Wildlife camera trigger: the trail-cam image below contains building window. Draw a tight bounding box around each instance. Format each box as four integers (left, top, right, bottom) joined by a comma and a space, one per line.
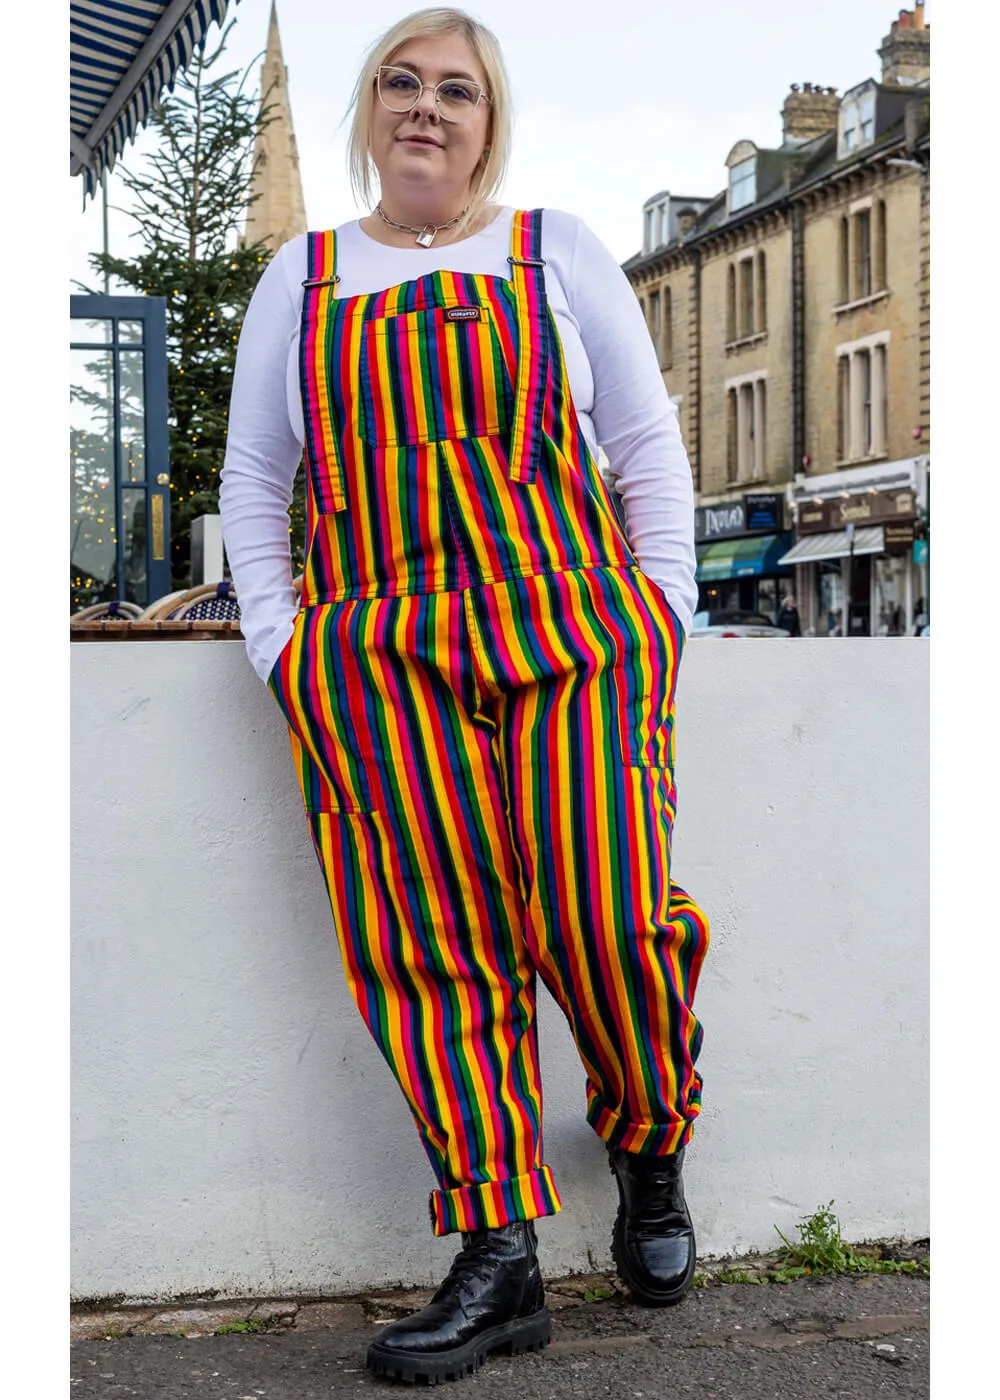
859, 89, 875, 145
855, 209, 872, 299
730, 157, 756, 212
739, 258, 755, 338
837, 356, 850, 460
662, 287, 673, 368
740, 384, 755, 481
644, 201, 670, 252
874, 200, 887, 291
837, 339, 889, 461
858, 349, 873, 455
838, 218, 850, 304
726, 374, 767, 483
873, 344, 888, 455
728, 255, 767, 343
840, 87, 877, 158
648, 289, 662, 354
843, 104, 858, 152
839, 206, 886, 305
726, 265, 736, 341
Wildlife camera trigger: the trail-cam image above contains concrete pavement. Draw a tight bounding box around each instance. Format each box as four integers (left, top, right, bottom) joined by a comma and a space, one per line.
70, 1269, 929, 1398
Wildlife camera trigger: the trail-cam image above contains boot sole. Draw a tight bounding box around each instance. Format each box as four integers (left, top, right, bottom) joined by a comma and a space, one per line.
366, 1307, 551, 1385
612, 1212, 696, 1307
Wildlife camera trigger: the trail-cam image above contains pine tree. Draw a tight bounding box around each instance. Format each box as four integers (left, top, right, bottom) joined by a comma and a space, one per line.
88, 21, 305, 589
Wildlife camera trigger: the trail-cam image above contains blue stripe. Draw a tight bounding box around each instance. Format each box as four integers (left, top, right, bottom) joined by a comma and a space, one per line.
71, 0, 241, 197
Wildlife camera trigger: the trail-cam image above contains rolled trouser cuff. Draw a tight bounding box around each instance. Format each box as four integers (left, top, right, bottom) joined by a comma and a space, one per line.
429, 1165, 562, 1237
586, 1081, 702, 1156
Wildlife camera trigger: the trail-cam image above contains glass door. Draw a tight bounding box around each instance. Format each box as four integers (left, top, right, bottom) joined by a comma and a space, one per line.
70, 297, 170, 612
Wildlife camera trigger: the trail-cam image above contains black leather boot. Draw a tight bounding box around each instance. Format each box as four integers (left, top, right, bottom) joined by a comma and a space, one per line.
608, 1144, 696, 1306
366, 1220, 550, 1384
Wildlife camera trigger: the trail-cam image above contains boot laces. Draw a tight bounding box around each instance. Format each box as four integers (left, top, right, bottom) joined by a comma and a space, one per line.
435, 1229, 517, 1296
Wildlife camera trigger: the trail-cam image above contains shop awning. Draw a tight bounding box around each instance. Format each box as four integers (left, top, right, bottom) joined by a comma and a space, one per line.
71, 0, 241, 200
696, 532, 794, 582
778, 526, 885, 566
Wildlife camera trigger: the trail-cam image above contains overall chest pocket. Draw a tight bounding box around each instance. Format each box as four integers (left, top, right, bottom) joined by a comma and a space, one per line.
359, 304, 512, 448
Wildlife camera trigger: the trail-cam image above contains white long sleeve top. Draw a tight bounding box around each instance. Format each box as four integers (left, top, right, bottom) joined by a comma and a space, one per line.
219, 205, 698, 682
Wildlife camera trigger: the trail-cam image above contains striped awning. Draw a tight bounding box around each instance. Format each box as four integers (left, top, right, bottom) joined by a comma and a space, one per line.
778, 527, 885, 566
71, 0, 241, 200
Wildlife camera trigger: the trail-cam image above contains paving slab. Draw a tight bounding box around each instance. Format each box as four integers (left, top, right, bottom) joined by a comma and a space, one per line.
70, 1273, 929, 1399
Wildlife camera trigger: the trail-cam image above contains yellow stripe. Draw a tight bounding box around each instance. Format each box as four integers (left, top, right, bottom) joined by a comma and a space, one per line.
366, 598, 501, 1183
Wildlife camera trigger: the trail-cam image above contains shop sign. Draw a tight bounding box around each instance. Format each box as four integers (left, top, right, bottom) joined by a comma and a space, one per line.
883, 523, 915, 554
743, 492, 784, 532
913, 539, 929, 565
797, 489, 917, 535
695, 501, 745, 542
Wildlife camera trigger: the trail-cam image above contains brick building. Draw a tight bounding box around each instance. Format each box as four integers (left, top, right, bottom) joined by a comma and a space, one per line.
622, 4, 930, 636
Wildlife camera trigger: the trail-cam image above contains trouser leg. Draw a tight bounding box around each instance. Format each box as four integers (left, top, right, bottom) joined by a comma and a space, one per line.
287, 593, 561, 1234
465, 568, 711, 1156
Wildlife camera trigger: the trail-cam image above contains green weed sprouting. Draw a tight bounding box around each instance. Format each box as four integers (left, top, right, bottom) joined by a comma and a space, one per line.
770, 1201, 929, 1281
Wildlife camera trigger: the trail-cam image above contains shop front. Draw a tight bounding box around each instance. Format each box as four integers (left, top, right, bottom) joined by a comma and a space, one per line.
695, 492, 793, 621
781, 458, 928, 636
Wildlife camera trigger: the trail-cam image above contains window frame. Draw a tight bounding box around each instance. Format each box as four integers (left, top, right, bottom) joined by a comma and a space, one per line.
859, 89, 875, 145
729, 156, 757, 213
843, 103, 859, 152
662, 285, 673, 369
855, 209, 873, 300
739, 257, 755, 339
70, 294, 172, 612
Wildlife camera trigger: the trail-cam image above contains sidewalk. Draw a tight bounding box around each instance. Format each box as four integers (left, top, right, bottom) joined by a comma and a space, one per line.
70, 1266, 929, 1398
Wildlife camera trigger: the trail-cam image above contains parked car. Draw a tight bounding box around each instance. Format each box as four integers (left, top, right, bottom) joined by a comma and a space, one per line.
689, 609, 791, 639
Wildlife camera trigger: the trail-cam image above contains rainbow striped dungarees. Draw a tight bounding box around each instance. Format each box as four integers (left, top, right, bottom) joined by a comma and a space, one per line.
269, 209, 710, 1236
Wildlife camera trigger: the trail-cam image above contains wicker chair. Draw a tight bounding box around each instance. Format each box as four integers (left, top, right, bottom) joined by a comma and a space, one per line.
143, 577, 300, 622
71, 600, 145, 623
140, 589, 191, 620
169, 581, 241, 621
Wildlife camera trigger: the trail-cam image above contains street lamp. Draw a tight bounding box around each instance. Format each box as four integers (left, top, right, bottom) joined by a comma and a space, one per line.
843, 522, 856, 637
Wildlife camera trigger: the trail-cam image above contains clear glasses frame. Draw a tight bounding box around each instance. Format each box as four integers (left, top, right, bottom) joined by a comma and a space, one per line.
376, 65, 491, 123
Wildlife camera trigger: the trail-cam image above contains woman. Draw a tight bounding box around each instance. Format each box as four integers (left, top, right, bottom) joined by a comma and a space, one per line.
220, 7, 709, 1385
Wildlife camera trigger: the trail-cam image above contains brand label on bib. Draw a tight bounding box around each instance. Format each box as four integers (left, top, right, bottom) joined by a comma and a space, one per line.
444, 306, 482, 322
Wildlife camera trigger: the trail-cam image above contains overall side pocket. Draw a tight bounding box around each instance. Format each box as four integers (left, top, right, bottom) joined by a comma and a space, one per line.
267, 606, 377, 815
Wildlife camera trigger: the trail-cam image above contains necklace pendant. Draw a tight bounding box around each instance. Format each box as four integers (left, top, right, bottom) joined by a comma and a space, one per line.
416, 226, 436, 248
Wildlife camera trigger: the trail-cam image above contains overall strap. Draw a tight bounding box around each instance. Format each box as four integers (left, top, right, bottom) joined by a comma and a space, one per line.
507, 209, 549, 486
299, 229, 347, 513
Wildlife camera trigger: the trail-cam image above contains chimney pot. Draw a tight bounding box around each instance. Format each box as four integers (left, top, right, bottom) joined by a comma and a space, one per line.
879, 5, 931, 84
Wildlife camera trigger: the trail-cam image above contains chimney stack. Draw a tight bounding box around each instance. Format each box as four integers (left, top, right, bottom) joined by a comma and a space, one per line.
781, 83, 840, 142
879, 4, 930, 85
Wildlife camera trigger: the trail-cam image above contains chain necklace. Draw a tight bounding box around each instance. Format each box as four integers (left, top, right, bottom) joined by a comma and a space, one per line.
374, 199, 469, 248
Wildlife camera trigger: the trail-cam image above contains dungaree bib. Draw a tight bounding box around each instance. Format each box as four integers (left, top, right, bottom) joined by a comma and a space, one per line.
269, 209, 710, 1236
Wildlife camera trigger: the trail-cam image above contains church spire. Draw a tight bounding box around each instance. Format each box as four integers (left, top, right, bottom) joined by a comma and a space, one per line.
240, 1, 308, 253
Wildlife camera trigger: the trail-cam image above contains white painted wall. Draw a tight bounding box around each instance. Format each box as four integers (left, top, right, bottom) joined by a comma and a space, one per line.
71, 639, 928, 1303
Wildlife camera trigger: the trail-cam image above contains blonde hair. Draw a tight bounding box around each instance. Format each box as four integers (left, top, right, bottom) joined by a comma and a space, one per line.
346, 8, 512, 235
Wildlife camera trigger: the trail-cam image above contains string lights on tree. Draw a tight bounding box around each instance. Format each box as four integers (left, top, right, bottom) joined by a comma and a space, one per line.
87, 20, 285, 590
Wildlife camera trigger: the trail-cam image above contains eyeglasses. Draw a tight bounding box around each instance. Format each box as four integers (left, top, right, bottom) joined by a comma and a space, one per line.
376, 65, 490, 123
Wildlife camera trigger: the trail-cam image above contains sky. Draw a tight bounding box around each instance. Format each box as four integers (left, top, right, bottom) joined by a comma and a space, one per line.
68, 0, 926, 290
